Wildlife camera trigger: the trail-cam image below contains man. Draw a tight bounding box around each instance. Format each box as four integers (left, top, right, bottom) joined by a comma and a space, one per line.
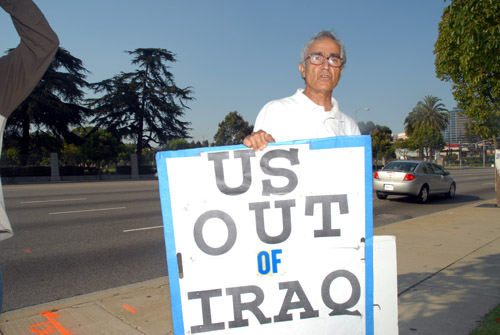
244, 30, 360, 151
0, 0, 59, 312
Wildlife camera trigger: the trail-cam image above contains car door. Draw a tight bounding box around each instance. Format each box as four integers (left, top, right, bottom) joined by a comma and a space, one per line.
431, 163, 449, 192
421, 163, 441, 193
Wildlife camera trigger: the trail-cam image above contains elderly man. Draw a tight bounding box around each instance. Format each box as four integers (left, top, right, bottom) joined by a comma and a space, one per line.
244, 30, 360, 151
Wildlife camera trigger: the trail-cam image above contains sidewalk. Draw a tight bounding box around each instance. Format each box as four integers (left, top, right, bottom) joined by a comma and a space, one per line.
0, 199, 499, 334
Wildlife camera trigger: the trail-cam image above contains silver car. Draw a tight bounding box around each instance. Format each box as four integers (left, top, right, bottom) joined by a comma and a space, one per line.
373, 160, 456, 203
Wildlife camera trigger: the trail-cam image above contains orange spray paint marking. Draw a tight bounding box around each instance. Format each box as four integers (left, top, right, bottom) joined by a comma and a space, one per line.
29, 311, 72, 335
26, 249, 31, 254
122, 305, 137, 314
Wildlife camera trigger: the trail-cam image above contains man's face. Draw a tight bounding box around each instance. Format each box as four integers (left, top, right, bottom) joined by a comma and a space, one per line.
299, 38, 343, 96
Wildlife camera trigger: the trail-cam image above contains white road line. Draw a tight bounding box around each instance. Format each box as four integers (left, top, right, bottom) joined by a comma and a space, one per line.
49, 207, 126, 215
22, 198, 87, 204
123, 225, 163, 233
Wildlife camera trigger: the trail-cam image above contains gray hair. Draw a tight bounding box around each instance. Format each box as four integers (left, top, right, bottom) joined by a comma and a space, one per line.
300, 30, 346, 67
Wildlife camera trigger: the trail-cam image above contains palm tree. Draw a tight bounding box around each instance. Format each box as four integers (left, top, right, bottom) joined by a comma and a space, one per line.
89, 48, 193, 165
405, 96, 448, 134
404, 96, 449, 159
5, 48, 89, 166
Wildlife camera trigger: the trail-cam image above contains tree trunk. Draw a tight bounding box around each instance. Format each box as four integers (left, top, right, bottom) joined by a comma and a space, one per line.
19, 112, 30, 166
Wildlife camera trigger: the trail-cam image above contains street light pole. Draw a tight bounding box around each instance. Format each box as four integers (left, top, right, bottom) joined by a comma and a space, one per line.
355, 107, 370, 122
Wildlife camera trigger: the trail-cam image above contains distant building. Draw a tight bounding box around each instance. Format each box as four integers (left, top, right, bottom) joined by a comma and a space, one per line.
443, 108, 468, 144
393, 132, 407, 140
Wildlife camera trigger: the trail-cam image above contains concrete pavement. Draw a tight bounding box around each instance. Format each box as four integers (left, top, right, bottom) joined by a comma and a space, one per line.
0, 198, 499, 334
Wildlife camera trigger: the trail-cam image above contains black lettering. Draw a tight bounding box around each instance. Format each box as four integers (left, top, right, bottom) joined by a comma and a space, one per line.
273, 281, 319, 322
207, 150, 255, 196
194, 210, 237, 255
261, 149, 300, 196
249, 200, 295, 244
305, 195, 348, 238
321, 270, 361, 316
188, 289, 225, 333
226, 285, 272, 328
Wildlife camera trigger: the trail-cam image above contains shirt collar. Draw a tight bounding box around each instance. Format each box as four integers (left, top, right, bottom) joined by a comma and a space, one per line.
295, 88, 343, 120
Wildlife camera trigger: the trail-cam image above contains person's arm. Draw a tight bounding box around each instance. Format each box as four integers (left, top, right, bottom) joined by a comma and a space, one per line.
0, 0, 59, 118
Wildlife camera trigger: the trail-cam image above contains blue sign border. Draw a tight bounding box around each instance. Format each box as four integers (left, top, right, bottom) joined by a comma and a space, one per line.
156, 135, 373, 335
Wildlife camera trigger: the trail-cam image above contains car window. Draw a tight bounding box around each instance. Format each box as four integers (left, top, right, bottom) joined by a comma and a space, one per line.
383, 162, 398, 170
432, 164, 445, 175
422, 164, 434, 174
402, 163, 417, 172
384, 162, 418, 172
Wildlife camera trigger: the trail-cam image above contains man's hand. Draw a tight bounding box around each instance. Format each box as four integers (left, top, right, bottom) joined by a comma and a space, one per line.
243, 130, 275, 151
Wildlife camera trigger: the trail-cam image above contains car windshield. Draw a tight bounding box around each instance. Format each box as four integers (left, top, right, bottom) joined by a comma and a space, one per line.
383, 162, 418, 172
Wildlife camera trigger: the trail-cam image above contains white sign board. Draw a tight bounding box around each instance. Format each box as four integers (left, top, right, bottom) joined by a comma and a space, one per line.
156, 136, 374, 335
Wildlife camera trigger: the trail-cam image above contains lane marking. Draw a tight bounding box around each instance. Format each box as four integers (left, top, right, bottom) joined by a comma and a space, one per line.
123, 305, 137, 314
123, 225, 163, 233
49, 207, 126, 215
22, 198, 87, 204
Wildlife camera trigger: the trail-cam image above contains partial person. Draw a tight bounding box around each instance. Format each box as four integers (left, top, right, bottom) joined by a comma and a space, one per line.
0, 0, 59, 313
244, 30, 360, 151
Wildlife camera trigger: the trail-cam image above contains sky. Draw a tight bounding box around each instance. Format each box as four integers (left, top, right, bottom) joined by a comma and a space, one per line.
1, 0, 456, 142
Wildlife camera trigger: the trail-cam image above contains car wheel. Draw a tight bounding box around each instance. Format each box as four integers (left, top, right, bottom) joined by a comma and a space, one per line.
446, 183, 456, 198
417, 185, 429, 203
376, 192, 388, 200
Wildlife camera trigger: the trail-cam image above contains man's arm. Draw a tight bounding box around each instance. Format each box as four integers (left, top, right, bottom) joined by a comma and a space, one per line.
0, 0, 59, 118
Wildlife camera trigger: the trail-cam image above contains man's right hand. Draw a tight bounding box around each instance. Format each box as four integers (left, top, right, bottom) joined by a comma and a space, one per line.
243, 130, 275, 151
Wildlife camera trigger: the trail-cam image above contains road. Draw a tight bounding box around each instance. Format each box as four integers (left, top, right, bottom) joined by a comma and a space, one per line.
373, 167, 497, 225
0, 167, 496, 311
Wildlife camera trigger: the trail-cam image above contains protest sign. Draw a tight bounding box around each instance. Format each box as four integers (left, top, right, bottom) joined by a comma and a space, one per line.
156, 136, 374, 335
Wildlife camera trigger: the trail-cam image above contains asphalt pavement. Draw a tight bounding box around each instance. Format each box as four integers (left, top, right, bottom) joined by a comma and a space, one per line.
0, 198, 499, 334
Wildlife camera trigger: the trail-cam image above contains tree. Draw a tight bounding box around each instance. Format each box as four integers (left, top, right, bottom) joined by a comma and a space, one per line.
435, 0, 500, 205
5, 48, 89, 166
89, 48, 193, 165
405, 96, 448, 135
80, 129, 121, 174
435, 0, 500, 150
404, 96, 448, 159
411, 127, 447, 160
358, 121, 376, 135
213, 111, 253, 146
371, 125, 394, 166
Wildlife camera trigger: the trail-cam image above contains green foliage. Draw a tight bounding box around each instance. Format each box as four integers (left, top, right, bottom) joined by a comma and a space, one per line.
80, 129, 121, 169
405, 96, 448, 136
435, 0, 500, 148
5, 48, 89, 166
59, 143, 84, 166
160, 138, 210, 151
370, 125, 394, 164
165, 138, 191, 151
213, 111, 253, 146
410, 127, 447, 159
89, 48, 193, 164
404, 96, 448, 158
0, 146, 20, 166
471, 303, 500, 334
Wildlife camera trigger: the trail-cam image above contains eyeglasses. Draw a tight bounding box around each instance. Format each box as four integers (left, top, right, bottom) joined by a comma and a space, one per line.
306, 54, 344, 68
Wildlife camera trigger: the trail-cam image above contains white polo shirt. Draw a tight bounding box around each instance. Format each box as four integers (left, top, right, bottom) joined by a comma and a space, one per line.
254, 89, 360, 142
